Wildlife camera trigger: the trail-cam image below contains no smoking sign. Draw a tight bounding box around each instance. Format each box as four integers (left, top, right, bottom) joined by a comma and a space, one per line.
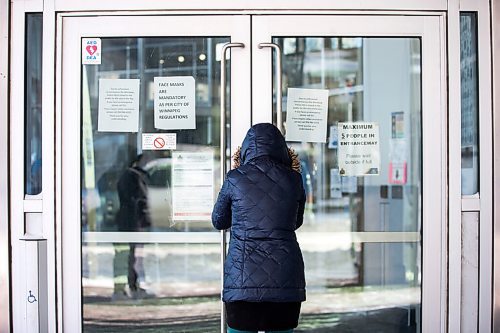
142, 133, 176, 151
154, 137, 165, 149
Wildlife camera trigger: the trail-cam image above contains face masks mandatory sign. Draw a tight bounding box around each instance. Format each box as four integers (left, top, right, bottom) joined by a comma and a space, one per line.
154, 76, 196, 130
338, 122, 380, 176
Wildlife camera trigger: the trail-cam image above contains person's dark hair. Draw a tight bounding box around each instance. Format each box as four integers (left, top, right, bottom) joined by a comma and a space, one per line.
129, 153, 144, 167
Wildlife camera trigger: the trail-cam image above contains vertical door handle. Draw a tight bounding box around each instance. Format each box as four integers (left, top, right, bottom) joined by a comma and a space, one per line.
258, 43, 283, 133
219, 42, 244, 333
220, 43, 244, 176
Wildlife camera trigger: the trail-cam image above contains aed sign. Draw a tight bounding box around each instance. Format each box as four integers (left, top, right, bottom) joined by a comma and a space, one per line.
338, 122, 380, 176
82, 38, 101, 65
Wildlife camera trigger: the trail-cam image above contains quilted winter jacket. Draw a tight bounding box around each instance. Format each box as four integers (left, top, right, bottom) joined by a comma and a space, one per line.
212, 123, 306, 302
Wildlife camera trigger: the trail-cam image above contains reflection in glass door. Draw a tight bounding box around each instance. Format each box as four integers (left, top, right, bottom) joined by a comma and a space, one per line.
252, 15, 445, 333
61, 15, 250, 332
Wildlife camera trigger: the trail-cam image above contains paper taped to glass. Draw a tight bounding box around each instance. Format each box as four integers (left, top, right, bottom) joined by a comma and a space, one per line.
338, 122, 380, 176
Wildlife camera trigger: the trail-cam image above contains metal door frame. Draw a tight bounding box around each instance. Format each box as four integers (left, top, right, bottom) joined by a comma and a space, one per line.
4, 1, 492, 331
58, 12, 449, 333
0, 0, 11, 330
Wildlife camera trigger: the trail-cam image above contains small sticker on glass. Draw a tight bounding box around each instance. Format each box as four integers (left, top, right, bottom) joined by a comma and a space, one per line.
142, 133, 176, 150
82, 38, 101, 65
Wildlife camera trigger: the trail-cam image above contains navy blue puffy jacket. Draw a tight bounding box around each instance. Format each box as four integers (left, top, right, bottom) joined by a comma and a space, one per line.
212, 123, 306, 302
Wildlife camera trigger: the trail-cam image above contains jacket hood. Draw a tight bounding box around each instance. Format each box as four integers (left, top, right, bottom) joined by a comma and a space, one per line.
240, 123, 291, 166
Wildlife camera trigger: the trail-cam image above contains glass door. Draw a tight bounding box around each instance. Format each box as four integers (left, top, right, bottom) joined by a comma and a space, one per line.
60, 15, 250, 332
61, 13, 446, 332
252, 15, 445, 332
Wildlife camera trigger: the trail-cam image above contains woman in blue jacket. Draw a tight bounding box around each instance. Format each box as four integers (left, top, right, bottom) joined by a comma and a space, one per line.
212, 123, 306, 333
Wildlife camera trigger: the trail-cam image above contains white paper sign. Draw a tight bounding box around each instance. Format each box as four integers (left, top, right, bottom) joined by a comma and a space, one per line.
330, 168, 342, 199
328, 125, 339, 149
82, 38, 101, 65
341, 176, 358, 193
338, 122, 380, 176
285, 88, 329, 143
172, 152, 213, 221
154, 76, 196, 130
390, 139, 407, 162
142, 133, 176, 150
98, 79, 140, 132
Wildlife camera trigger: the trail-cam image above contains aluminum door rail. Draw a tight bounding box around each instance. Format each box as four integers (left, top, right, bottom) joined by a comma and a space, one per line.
82, 231, 421, 244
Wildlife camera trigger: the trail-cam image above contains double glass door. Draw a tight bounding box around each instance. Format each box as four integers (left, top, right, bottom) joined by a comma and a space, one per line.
61, 14, 445, 332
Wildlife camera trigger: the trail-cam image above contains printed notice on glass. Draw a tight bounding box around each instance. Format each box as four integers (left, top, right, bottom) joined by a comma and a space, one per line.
330, 168, 342, 199
172, 152, 213, 221
328, 125, 339, 149
391, 111, 405, 139
338, 122, 380, 176
154, 76, 196, 130
285, 88, 329, 143
98, 79, 140, 132
341, 176, 358, 193
142, 133, 176, 150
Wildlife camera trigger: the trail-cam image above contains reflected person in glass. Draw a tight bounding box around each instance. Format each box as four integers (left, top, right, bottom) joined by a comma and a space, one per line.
212, 123, 306, 333
112, 153, 153, 300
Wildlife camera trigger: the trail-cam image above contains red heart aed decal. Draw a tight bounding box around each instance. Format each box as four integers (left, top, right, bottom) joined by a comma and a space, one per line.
86, 45, 97, 56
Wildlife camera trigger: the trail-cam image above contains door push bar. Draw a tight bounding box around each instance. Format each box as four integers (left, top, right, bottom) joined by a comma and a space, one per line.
258, 43, 283, 133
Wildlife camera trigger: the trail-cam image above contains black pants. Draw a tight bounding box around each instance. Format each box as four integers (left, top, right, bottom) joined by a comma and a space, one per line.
127, 243, 138, 290
225, 301, 301, 331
